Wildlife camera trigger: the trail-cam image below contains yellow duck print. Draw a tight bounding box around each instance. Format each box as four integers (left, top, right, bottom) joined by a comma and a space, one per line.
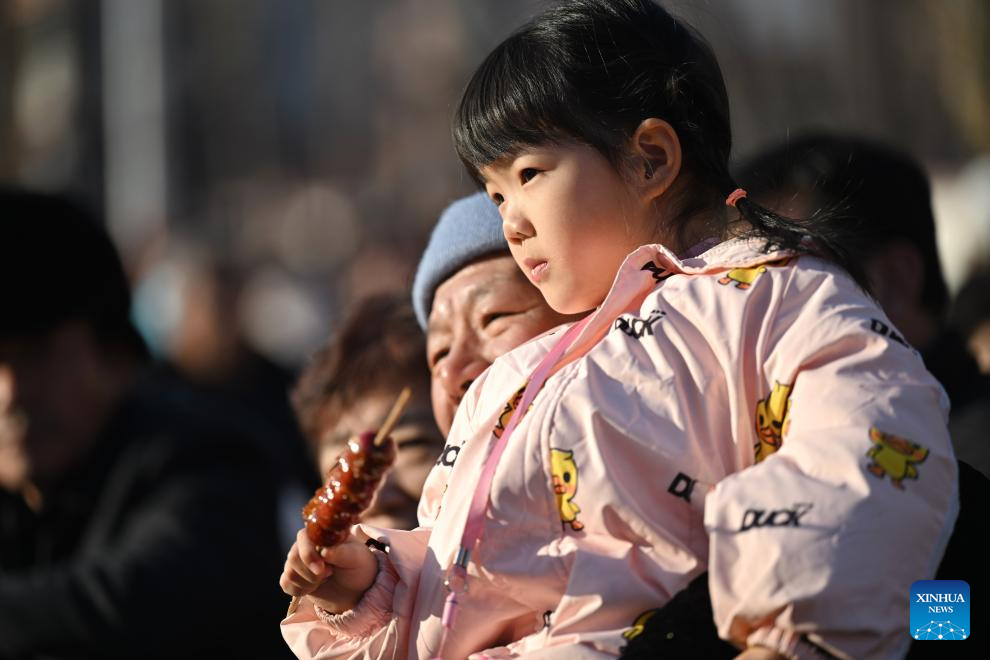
718, 258, 791, 289
754, 382, 792, 463
866, 427, 928, 489
719, 264, 767, 289
493, 384, 526, 439
550, 448, 584, 531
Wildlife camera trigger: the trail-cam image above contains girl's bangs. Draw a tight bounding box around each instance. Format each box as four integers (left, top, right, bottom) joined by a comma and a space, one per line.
454, 38, 578, 183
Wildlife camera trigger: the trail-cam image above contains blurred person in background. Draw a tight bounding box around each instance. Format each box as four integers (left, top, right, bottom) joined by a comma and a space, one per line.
0, 188, 291, 659
290, 294, 441, 532
737, 133, 990, 478
133, 247, 319, 552
412, 192, 579, 438
951, 266, 990, 375
947, 266, 990, 475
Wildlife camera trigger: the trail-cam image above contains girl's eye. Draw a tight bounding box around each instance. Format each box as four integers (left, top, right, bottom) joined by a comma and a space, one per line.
520, 168, 539, 183
491, 192, 505, 205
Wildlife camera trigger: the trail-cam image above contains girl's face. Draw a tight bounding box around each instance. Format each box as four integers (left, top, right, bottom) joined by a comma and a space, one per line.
481, 142, 657, 314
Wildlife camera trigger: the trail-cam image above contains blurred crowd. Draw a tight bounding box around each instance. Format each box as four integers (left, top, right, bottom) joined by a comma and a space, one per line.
1, 1, 989, 659
2, 0, 988, 376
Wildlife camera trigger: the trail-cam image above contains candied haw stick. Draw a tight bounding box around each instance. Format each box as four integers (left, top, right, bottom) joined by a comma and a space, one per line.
286, 387, 411, 616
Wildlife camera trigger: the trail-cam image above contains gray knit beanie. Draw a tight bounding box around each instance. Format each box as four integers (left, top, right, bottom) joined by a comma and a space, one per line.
412, 192, 507, 329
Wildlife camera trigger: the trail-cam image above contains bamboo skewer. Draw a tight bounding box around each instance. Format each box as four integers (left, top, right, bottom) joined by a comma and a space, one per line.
373, 387, 411, 447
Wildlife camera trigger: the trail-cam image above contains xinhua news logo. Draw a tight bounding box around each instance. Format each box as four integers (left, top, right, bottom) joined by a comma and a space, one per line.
911, 580, 970, 641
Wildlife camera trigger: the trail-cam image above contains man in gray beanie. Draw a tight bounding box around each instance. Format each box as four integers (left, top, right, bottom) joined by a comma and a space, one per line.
413, 192, 575, 436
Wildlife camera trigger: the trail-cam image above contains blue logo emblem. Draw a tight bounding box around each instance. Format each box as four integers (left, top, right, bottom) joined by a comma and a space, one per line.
911, 580, 970, 641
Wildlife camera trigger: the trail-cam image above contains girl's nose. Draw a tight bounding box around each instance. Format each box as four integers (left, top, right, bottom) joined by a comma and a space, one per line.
500, 200, 535, 246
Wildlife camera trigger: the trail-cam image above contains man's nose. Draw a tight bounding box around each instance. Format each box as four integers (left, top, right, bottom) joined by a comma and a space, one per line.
437, 341, 489, 405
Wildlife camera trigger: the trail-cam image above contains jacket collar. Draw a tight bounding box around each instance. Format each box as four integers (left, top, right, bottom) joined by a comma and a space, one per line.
558, 237, 796, 368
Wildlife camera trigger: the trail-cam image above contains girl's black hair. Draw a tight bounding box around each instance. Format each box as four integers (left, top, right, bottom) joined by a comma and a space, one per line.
453, 0, 867, 289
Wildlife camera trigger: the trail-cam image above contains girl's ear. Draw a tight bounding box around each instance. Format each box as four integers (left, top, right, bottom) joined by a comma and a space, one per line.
630, 118, 682, 202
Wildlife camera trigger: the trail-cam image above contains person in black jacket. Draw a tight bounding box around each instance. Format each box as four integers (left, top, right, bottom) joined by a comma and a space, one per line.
0, 188, 291, 659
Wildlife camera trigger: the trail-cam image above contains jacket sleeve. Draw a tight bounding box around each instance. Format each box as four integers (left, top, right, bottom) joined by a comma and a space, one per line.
279, 527, 430, 659
704, 262, 958, 659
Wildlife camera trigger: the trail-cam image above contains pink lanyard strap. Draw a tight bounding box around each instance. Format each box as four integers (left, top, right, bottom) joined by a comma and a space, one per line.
434, 314, 594, 658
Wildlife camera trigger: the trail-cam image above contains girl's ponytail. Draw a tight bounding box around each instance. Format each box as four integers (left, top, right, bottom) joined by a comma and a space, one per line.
726, 187, 870, 293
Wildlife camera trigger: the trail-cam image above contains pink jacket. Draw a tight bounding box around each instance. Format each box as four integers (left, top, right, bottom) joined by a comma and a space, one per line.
282, 238, 957, 659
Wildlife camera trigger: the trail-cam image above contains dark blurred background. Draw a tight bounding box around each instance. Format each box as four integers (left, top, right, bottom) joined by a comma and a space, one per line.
1, 0, 988, 371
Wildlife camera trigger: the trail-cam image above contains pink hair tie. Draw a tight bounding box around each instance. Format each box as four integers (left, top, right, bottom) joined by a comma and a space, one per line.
725, 188, 747, 208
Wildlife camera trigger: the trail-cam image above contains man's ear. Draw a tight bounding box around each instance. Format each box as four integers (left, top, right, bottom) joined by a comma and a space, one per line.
630, 118, 682, 202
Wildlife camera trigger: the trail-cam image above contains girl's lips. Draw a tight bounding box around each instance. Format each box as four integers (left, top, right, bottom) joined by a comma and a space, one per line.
523, 258, 549, 283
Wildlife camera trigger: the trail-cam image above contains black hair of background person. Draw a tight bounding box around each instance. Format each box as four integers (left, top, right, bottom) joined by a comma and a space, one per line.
736, 133, 948, 320
0, 188, 293, 659
453, 0, 870, 292
0, 187, 148, 355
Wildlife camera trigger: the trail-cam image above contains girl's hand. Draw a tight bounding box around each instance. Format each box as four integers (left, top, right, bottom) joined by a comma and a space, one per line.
279, 527, 379, 614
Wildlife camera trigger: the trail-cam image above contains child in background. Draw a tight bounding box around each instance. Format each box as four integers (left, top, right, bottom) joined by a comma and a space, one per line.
280, 2, 956, 658
289, 294, 443, 531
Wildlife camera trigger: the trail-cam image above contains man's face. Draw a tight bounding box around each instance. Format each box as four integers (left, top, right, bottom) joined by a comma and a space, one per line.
0, 323, 118, 488
426, 254, 577, 436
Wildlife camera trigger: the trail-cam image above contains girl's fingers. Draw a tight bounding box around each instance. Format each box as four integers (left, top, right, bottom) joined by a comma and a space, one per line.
286, 539, 328, 582
280, 562, 333, 596
280, 572, 306, 596
279, 568, 308, 595
296, 528, 327, 573
319, 535, 368, 569
286, 553, 319, 583
318, 544, 337, 564
281, 574, 318, 596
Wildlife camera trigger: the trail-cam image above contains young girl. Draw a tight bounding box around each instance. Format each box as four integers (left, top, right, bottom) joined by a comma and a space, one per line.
280, 2, 956, 658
